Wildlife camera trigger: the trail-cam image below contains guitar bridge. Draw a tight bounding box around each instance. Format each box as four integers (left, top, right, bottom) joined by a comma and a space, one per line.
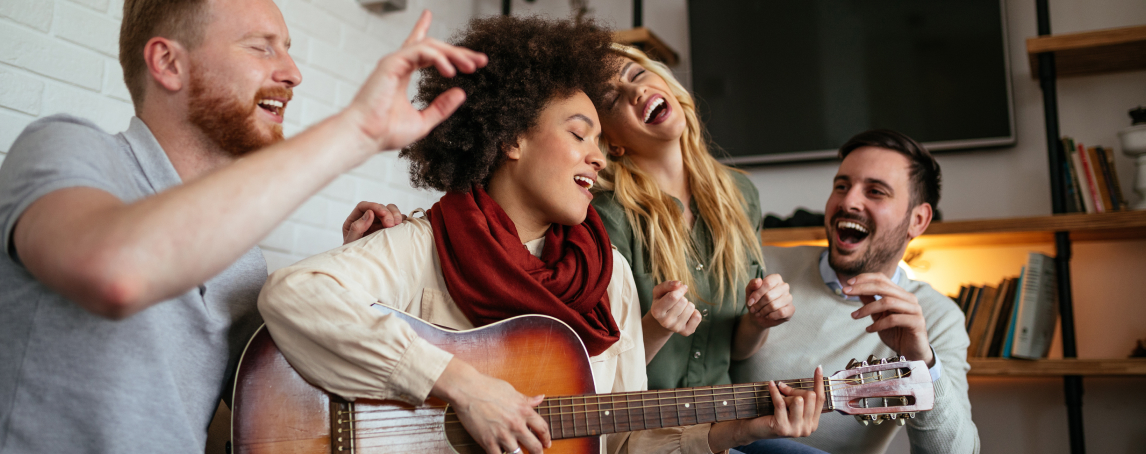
330, 396, 354, 453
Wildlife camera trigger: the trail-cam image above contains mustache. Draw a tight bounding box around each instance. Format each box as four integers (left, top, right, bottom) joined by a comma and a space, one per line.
254, 86, 293, 102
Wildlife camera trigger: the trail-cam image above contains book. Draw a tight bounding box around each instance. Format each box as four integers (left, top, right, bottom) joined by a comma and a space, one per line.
966, 284, 1000, 358
1096, 146, 1124, 211
1001, 268, 1024, 359
976, 278, 1013, 357
1061, 137, 1083, 213
1088, 146, 1114, 212
1011, 253, 1059, 360
1102, 146, 1129, 211
1069, 146, 1096, 214
963, 286, 983, 329
955, 286, 969, 311
1076, 142, 1105, 213
986, 277, 1021, 357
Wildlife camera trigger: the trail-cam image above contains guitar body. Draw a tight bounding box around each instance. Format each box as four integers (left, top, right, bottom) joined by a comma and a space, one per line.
232, 309, 599, 454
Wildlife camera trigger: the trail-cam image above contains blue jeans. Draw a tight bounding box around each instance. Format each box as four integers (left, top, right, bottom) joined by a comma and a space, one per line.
732, 438, 829, 454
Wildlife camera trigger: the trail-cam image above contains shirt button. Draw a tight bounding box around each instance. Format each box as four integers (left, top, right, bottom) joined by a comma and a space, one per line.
701, 308, 709, 316
694, 351, 702, 358
834, 288, 843, 295
695, 263, 704, 271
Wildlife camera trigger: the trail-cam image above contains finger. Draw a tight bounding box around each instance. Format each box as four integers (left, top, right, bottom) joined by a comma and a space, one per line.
851, 296, 921, 320
344, 210, 373, 244
789, 395, 805, 426
417, 87, 467, 131
380, 204, 405, 228
812, 365, 825, 420
423, 38, 489, 74
652, 281, 681, 300
745, 281, 768, 307
768, 381, 788, 419
682, 309, 702, 335
525, 409, 552, 449
842, 279, 914, 302
402, 9, 432, 46
762, 282, 790, 306
866, 313, 925, 334
761, 273, 785, 291
768, 300, 795, 321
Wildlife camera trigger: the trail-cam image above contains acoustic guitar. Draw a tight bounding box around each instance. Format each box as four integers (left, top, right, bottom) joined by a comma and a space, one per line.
231, 306, 933, 454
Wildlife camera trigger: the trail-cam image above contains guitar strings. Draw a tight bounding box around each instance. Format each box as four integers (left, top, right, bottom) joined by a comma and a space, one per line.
342, 369, 909, 419
341, 371, 913, 433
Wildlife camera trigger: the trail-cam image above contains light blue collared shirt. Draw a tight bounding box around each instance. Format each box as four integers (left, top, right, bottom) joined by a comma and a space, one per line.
819, 251, 943, 381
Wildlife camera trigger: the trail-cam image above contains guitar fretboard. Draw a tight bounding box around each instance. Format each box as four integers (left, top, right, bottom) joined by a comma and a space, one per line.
537, 379, 825, 439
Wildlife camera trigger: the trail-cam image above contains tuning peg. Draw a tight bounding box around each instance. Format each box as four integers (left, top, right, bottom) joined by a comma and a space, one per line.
846, 358, 860, 369
885, 355, 900, 363
854, 415, 871, 426
866, 354, 879, 364
896, 415, 907, 426
871, 416, 884, 425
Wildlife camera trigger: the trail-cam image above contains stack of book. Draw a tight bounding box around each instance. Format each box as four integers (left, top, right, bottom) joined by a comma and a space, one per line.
1061, 137, 1129, 213
954, 252, 1059, 360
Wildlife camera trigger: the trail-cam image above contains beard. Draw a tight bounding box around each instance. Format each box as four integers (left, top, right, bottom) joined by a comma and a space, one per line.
828, 211, 911, 277
187, 66, 290, 157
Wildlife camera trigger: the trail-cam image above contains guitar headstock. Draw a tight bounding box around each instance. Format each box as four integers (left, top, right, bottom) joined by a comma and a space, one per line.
828, 355, 934, 426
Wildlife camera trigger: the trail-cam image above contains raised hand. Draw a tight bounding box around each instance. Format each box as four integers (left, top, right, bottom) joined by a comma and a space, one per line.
647, 280, 702, 336
844, 273, 934, 366
744, 274, 794, 330
342, 201, 407, 244
345, 10, 488, 153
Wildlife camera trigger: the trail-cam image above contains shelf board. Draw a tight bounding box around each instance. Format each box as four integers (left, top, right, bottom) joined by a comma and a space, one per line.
760, 210, 1146, 248
614, 27, 680, 66
968, 358, 1146, 376
1026, 24, 1146, 78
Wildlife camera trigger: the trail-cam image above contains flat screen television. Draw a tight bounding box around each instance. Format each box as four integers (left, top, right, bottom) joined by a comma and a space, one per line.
687, 0, 1015, 164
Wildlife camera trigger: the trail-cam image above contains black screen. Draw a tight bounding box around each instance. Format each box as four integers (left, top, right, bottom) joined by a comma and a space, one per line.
688, 0, 1013, 163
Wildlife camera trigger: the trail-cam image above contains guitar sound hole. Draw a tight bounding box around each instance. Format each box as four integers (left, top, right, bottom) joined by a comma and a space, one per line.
443, 405, 483, 454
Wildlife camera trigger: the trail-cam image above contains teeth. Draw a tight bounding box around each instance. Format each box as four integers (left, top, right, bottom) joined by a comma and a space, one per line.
643, 97, 665, 123
259, 99, 284, 108
837, 221, 869, 234
574, 176, 594, 189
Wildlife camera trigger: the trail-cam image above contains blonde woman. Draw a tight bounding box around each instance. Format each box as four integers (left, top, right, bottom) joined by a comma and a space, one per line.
592, 46, 823, 454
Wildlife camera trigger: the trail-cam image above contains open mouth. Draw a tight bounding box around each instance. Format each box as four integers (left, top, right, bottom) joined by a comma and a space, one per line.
643, 96, 668, 124
836, 219, 871, 245
257, 98, 286, 118
574, 175, 594, 190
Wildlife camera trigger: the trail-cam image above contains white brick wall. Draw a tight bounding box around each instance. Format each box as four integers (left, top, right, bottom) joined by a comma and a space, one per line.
0, 0, 480, 273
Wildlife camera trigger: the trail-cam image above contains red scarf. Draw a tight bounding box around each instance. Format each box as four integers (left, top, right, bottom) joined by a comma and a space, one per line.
426, 187, 620, 356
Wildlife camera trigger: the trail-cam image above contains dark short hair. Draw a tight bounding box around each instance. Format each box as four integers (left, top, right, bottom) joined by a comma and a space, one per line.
120, 0, 210, 112
400, 16, 617, 193
839, 129, 941, 209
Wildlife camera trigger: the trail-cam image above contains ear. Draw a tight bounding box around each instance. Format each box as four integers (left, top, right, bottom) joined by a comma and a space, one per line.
502, 139, 523, 161
143, 37, 188, 93
607, 142, 625, 157
907, 202, 932, 239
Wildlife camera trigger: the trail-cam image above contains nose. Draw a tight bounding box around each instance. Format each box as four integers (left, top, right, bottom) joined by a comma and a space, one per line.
588, 143, 606, 171
842, 186, 864, 212
276, 52, 302, 88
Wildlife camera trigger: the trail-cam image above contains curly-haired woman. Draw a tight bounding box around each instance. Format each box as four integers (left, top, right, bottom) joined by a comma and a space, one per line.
265, 14, 823, 454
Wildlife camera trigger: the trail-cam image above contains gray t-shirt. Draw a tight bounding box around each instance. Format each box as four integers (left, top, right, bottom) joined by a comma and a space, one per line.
0, 115, 266, 453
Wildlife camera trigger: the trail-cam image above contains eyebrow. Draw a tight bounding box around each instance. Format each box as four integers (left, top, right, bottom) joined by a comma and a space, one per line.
619, 61, 634, 79
834, 175, 893, 190
567, 113, 595, 127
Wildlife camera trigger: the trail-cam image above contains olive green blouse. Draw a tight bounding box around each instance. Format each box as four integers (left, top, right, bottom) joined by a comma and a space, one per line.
591, 170, 764, 389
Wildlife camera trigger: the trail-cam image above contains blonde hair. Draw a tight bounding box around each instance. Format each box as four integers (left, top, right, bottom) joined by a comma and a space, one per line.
597, 44, 764, 303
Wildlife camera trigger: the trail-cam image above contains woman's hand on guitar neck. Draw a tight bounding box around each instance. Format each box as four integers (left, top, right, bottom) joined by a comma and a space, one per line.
707, 365, 826, 452
431, 358, 552, 454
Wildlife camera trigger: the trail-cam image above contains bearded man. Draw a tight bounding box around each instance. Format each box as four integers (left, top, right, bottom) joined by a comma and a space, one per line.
0, 0, 487, 452
730, 130, 980, 454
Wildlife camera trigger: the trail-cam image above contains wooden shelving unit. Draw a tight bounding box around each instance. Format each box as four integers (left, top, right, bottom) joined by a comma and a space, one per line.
1026, 24, 1146, 78
760, 210, 1146, 248
614, 27, 680, 66
968, 358, 1146, 376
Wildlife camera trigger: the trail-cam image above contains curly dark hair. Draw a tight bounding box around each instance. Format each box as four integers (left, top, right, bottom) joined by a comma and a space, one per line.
400, 15, 617, 193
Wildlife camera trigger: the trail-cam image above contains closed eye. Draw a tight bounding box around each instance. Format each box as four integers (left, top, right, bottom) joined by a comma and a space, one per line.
632, 69, 645, 81
570, 132, 585, 142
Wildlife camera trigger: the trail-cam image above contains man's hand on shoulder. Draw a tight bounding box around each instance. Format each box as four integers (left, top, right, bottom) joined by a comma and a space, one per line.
343, 201, 407, 244
843, 273, 934, 366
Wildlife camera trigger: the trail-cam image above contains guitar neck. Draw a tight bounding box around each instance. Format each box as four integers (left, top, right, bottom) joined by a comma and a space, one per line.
537, 378, 827, 439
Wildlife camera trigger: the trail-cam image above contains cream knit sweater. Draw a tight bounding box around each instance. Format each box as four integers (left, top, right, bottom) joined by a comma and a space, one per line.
730, 246, 979, 454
